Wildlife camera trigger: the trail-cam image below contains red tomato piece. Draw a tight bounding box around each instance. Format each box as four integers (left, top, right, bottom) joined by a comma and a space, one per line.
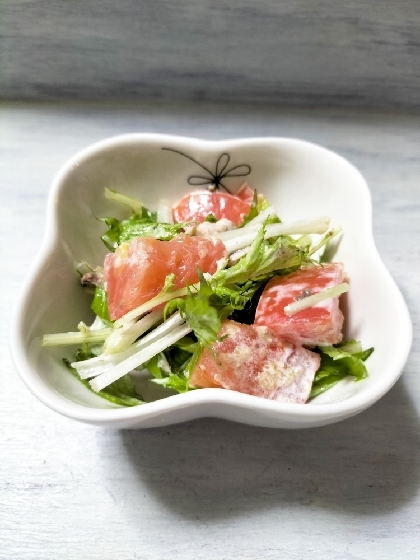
172, 185, 253, 226
235, 183, 255, 204
105, 234, 226, 320
254, 263, 345, 346
190, 320, 320, 403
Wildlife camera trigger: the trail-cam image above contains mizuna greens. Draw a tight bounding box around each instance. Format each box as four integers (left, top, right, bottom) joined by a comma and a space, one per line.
42, 187, 373, 405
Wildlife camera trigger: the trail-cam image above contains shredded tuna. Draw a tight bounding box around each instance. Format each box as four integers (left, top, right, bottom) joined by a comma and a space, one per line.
80, 268, 106, 289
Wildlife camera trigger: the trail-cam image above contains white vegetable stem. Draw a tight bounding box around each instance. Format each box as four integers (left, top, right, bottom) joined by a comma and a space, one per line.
308, 226, 342, 257
42, 327, 112, 347
104, 309, 163, 354
90, 324, 192, 392
223, 217, 330, 254
244, 206, 278, 227
157, 200, 174, 224
115, 273, 211, 327
284, 282, 349, 316
115, 286, 193, 327
104, 188, 143, 214
217, 206, 278, 241
74, 311, 186, 379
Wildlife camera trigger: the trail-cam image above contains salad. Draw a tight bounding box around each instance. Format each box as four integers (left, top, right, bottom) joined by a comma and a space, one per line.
43, 182, 373, 407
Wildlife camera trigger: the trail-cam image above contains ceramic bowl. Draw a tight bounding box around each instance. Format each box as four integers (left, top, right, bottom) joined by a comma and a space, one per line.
10, 134, 412, 428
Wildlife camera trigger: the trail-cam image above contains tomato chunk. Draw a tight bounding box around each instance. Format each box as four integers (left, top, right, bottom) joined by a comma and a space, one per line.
172, 185, 253, 226
254, 263, 345, 346
190, 320, 320, 403
235, 183, 255, 204
105, 234, 227, 320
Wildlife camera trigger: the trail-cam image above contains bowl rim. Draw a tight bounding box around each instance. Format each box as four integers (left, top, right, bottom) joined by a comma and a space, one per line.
9, 133, 413, 425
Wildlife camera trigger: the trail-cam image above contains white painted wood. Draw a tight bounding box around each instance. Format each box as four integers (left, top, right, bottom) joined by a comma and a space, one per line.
1, 102, 419, 558
2, 1, 420, 109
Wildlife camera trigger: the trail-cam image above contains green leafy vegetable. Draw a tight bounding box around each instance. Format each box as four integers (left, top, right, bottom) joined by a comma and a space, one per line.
162, 273, 176, 293
230, 284, 265, 325
144, 337, 201, 393
241, 190, 277, 226
64, 344, 143, 406
204, 213, 218, 223
212, 223, 311, 306
165, 271, 230, 347
100, 190, 189, 251
310, 340, 374, 399
91, 286, 112, 326
100, 215, 185, 251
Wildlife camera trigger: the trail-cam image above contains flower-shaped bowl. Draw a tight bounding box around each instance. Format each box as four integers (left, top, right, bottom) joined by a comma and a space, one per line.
10, 134, 412, 428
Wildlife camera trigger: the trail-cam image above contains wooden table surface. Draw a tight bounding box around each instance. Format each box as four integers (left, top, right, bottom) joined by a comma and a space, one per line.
1, 101, 419, 559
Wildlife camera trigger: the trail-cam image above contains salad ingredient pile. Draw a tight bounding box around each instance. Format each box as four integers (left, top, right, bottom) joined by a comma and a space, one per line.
43, 183, 373, 407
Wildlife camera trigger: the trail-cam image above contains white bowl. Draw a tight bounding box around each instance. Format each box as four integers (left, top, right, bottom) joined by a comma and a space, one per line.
10, 134, 412, 429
